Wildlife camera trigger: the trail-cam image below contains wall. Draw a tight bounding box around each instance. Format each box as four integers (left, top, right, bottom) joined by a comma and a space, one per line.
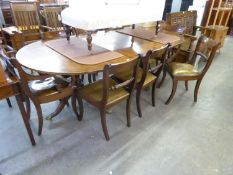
171, 0, 182, 12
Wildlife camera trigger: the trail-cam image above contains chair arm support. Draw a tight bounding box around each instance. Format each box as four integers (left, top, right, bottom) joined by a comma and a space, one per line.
196, 52, 208, 61
183, 34, 197, 41
150, 63, 162, 75
40, 25, 53, 30
109, 78, 134, 90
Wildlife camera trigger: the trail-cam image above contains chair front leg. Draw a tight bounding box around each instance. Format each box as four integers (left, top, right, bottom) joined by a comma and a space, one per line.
165, 79, 178, 105
194, 79, 203, 102
126, 94, 133, 127
136, 86, 143, 118
6, 98, 12, 108
15, 95, 36, 146
34, 103, 43, 136
100, 109, 110, 141
25, 97, 31, 120
152, 80, 157, 106
185, 81, 188, 91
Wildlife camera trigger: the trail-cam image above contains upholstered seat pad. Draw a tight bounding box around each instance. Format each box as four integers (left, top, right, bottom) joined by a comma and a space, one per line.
169, 62, 199, 76
29, 76, 70, 102
115, 68, 156, 86
79, 79, 129, 105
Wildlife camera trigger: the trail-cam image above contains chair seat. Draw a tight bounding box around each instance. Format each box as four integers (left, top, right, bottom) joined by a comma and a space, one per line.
29, 76, 71, 103
115, 68, 157, 87
18, 25, 40, 31
79, 79, 129, 106
169, 62, 199, 76
149, 58, 157, 65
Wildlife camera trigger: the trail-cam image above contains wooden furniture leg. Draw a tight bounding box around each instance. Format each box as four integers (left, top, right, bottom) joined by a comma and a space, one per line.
6, 98, 12, 108
86, 31, 92, 51
15, 94, 36, 146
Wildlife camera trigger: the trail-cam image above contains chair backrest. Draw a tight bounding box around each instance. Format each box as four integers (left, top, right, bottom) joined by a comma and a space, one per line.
189, 35, 220, 76
165, 10, 197, 35
149, 43, 171, 76
0, 59, 7, 84
102, 57, 140, 103
8, 57, 36, 97
44, 7, 63, 30
0, 49, 17, 78
10, 2, 41, 33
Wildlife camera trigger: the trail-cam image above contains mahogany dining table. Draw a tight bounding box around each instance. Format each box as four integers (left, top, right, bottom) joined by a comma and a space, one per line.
16, 30, 182, 76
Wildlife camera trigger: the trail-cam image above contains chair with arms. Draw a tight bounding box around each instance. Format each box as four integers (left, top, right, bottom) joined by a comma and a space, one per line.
43, 7, 63, 31
10, 2, 47, 41
7, 55, 80, 136
76, 57, 140, 141
114, 44, 170, 117
163, 35, 220, 104
161, 10, 198, 63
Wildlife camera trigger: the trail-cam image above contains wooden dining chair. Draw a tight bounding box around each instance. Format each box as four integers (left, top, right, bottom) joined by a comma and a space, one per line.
114, 44, 171, 117
4, 54, 79, 136
0, 45, 20, 108
161, 35, 220, 104
9, 2, 49, 43
43, 7, 63, 31
76, 57, 140, 141
161, 11, 198, 63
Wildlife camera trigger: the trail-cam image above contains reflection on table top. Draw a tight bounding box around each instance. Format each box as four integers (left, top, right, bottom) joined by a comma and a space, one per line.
16, 31, 181, 75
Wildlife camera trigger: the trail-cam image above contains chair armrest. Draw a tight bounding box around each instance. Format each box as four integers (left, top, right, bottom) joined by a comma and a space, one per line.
2, 26, 23, 36
182, 34, 197, 51
109, 78, 134, 90
23, 72, 52, 81
196, 51, 208, 61
183, 34, 197, 41
193, 25, 203, 33
39, 25, 54, 31
149, 63, 162, 76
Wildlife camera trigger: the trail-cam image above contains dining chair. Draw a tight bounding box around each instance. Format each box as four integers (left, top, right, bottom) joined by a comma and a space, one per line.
4, 53, 79, 136
161, 10, 198, 63
0, 54, 12, 107
9, 2, 49, 44
43, 7, 63, 31
76, 57, 140, 141
162, 35, 220, 104
0, 45, 21, 108
114, 44, 171, 117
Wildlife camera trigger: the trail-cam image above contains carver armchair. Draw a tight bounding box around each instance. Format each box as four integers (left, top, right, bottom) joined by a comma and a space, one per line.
6, 54, 79, 136
162, 35, 220, 104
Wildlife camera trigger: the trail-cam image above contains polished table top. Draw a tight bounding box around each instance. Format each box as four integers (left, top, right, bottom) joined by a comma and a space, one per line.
16, 31, 182, 75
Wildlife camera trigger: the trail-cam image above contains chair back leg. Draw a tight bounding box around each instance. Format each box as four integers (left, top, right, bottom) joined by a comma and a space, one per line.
185, 81, 188, 91
136, 87, 143, 118
194, 79, 203, 102
165, 79, 178, 105
6, 98, 12, 108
